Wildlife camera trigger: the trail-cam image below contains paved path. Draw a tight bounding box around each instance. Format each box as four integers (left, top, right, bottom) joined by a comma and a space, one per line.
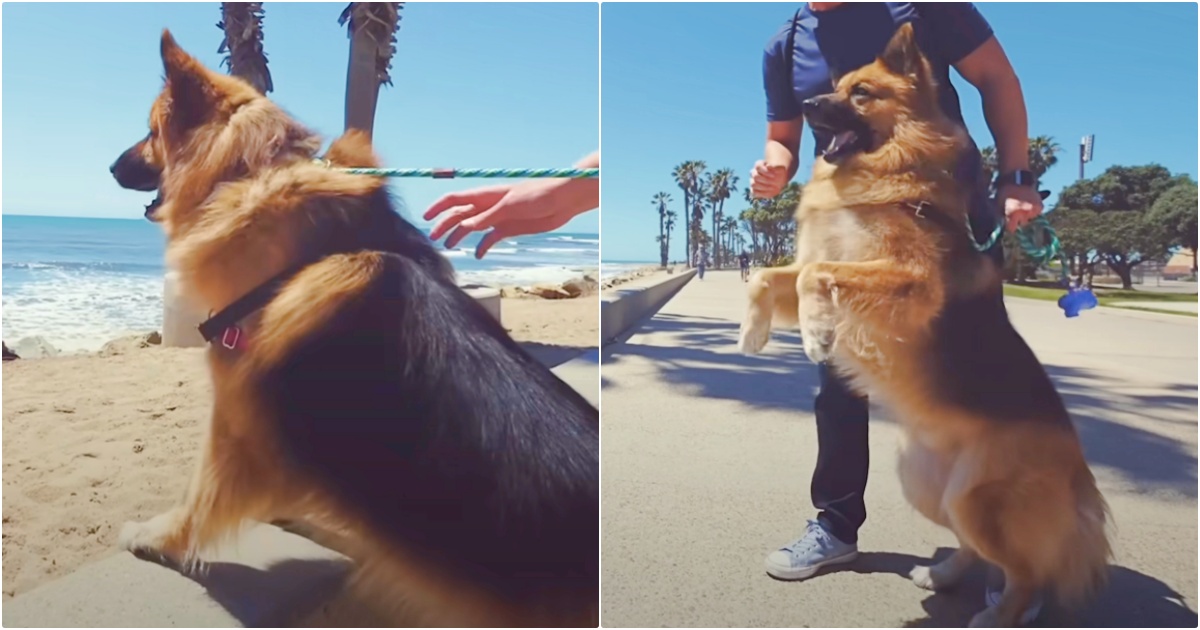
601, 270, 1197, 628
1107, 301, 1198, 314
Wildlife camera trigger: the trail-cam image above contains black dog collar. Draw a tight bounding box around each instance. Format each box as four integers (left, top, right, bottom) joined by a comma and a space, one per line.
197, 264, 307, 350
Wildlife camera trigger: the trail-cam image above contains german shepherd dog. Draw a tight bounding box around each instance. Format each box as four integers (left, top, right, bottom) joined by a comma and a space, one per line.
738, 25, 1110, 627
109, 31, 598, 627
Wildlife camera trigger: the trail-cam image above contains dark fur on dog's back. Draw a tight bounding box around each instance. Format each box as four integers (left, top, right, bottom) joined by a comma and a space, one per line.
929, 293, 1070, 426
258, 216, 599, 606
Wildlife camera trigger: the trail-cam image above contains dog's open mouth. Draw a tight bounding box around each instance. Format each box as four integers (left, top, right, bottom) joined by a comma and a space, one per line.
144, 192, 163, 222
817, 126, 872, 163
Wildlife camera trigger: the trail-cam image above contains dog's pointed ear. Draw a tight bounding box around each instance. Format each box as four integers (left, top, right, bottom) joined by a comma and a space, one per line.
160, 29, 215, 129
879, 22, 923, 77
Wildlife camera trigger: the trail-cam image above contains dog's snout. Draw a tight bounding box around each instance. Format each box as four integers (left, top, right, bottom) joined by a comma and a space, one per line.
801, 98, 823, 115
109, 159, 119, 175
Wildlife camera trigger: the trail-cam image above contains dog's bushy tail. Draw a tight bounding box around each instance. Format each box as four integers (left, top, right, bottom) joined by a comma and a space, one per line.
1052, 466, 1113, 608
324, 129, 380, 168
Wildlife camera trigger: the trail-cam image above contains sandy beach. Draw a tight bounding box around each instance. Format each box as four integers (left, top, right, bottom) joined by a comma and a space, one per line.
1, 295, 597, 600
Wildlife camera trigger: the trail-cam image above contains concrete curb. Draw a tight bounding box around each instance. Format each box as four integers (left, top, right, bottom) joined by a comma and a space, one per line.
1, 524, 350, 628
601, 269, 697, 345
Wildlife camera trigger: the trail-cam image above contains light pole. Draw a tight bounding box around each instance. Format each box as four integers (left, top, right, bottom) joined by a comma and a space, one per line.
1079, 134, 1094, 180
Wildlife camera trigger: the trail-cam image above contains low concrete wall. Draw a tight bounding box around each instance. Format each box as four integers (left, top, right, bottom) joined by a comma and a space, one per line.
161, 272, 502, 348
601, 269, 697, 345
2, 524, 350, 628
1, 347, 595, 628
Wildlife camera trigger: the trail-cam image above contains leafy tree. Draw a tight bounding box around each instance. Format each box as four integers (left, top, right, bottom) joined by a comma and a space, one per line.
1048, 208, 1105, 285
1146, 177, 1198, 276
738, 182, 800, 265
1053, 164, 1179, 288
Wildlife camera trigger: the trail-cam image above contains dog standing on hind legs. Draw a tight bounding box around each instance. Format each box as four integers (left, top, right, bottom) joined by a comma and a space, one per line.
111, 30, 598, 627
738, 24, 1111, 627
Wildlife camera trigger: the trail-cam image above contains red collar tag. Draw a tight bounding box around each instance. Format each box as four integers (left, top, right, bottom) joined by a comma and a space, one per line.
220, 326, 247, 351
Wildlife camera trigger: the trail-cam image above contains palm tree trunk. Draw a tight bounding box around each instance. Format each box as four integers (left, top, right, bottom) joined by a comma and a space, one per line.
682, 190, 691, 267
341, 3, 402, 137
344, 33, 381, 135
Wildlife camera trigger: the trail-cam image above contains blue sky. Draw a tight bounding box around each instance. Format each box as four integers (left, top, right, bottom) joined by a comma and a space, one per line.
2, 2, 599, 234
601, 2, 1199, 262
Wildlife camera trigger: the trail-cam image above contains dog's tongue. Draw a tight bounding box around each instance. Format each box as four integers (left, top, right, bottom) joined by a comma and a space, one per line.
826, 130, 858, 158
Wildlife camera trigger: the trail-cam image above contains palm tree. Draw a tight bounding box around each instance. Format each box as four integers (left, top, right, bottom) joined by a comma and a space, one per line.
673, 161, 706, 266
1027, 135, 1062, 182
721, 215, 738, 260
664, 209, 677, 265
672, 162, 694, 266
217, 2, 273, 94
652, 192, 673, 267
340, 3, 404, 137
691, 175, 709, 265
708, 168, 738, 267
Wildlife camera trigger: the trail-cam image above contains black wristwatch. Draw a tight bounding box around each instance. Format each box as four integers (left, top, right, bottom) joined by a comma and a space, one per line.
995, 169, 1036, 188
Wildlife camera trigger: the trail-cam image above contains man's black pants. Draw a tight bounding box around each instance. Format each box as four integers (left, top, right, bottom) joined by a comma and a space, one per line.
812, 206, 1007, 545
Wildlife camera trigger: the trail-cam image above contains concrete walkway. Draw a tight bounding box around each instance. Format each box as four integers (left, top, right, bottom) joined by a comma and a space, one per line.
601, 270, 1197, 628
1107, 300, 1199, 314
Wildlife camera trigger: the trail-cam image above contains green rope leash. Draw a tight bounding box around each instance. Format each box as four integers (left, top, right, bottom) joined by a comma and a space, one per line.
313, 161, 597, 179
973, 216, 1071, 284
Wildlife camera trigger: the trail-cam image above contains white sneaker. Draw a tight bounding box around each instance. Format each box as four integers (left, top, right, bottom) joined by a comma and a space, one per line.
765, 519, 859, 580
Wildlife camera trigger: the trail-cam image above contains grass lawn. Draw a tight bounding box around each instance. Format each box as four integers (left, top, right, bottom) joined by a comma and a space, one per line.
1002, 284, 1198, 317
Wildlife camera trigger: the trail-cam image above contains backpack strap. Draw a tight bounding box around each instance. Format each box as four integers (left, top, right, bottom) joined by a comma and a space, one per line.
780, 7, 802, 92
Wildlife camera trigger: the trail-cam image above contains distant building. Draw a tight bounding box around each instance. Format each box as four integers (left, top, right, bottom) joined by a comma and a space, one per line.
1162, 251, 1196, 279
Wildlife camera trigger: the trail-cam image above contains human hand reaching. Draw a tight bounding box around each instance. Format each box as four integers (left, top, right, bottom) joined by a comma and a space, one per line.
424, 152, 599, 258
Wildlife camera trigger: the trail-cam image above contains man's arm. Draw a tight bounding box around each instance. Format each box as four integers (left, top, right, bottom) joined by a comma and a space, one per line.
766, 118, 804, 180
954, 35, 1043, 230
954, 37, 1030, 175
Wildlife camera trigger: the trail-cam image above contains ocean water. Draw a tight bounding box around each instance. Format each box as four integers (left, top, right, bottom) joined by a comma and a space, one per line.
600, 260, 660, 280
1, 215, 598, 353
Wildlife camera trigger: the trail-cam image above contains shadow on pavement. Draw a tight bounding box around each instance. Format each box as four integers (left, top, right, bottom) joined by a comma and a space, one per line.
820, 549, 1197, 628
604, 309, 1197, 497
1044, 364, 1197, 499
601, 312, 821, 413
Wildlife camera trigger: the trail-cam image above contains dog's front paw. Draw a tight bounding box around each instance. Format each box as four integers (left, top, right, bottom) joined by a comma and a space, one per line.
118, 511, 186, 566
800, 318, 835, 363
738, 319, 770, 355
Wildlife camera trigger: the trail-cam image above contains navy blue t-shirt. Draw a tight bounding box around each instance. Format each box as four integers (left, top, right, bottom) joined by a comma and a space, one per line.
764, 3, 993, 161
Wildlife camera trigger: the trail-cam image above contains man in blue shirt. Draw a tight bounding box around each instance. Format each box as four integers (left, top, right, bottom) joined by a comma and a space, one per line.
750, 2, 1043, 619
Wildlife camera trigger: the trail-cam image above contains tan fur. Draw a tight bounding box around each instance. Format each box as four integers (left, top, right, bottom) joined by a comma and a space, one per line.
115, 31, 591, 627
739, 24, 1110, 626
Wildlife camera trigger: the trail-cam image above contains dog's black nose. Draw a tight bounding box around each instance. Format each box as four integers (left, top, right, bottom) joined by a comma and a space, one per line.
109, 160, 118, 175
801, 98, 823, 115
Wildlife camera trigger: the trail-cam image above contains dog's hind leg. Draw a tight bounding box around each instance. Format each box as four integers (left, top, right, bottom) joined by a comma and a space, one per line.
739, 263, 802, 354
119, 388, 282, 571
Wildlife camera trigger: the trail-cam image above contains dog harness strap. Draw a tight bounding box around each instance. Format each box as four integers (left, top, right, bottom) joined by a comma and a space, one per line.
197, 264, 306, 344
